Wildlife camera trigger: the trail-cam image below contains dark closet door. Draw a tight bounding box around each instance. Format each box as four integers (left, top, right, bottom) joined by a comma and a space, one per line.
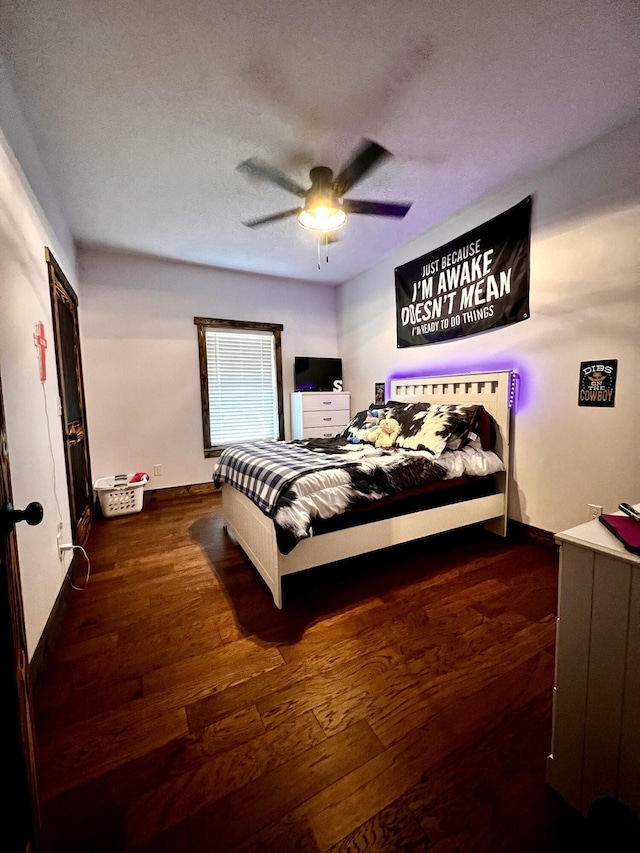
0, 373, 42, 852
46, 249, 93, 545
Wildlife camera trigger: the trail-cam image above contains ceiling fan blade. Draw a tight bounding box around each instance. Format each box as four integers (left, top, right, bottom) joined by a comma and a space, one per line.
333, 140, 391, 197
242, 207, 302, 228
237, 159, 307, 197
342, 199, 412, 218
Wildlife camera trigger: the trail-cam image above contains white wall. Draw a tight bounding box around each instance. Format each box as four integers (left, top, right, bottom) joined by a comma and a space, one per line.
79, 249, 339, 487
0, 56, 77, 657
339, 117, 640, 534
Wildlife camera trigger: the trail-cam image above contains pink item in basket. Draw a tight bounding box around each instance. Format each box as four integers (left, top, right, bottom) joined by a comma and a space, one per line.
130, 472, 149, 483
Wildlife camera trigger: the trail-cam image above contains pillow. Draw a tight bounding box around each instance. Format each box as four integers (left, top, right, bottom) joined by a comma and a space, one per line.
386, 402, 494, 451
443, 404, 494, 450
367, 403, 398, 420
369, 400, 403, 409
391, 403, 470, 457
442, 404, 478, 450
475, 406, 495, 450
342, 402, 495, 451
339, 409, 367, 440
340, 409, 381, 442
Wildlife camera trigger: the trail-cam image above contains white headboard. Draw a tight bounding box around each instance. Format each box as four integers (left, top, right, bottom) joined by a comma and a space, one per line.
390, 370, 514, 469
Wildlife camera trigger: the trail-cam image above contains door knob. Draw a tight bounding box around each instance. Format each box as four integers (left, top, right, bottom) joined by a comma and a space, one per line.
1, 501, 44, 533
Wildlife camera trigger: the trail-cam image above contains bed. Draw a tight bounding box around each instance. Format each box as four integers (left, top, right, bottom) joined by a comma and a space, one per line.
216, 370, 513, 607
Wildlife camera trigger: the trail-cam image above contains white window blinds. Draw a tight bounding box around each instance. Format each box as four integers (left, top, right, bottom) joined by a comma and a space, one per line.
205, 327, 279, 446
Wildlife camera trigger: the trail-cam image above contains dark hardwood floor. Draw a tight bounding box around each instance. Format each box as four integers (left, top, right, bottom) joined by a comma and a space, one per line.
32, 493, 586, 851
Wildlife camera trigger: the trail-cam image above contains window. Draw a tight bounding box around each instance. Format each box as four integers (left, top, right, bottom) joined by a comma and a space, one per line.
194, 317, 284, 456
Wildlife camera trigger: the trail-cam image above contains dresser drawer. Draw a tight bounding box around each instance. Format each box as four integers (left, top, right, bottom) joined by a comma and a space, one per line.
300, 393, 350, 413
302, 410, 348, 429
303, 425, 346, 439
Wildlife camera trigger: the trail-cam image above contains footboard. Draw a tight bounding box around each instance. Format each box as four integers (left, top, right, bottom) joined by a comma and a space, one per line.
221, 482, 284, 607
222, 484, 506, 608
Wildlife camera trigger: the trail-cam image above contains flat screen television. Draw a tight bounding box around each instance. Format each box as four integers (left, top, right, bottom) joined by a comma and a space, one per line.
294, 357, 343, 392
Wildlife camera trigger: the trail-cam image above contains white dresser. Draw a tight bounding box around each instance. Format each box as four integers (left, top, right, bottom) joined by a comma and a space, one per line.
290, 391, 351, 439
547, 508, 640, 817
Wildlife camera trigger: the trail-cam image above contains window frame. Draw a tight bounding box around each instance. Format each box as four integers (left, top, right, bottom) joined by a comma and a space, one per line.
194, 317, 284, 457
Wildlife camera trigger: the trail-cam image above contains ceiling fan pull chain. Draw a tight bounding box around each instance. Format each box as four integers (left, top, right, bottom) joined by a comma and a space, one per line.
317, 234, 321, 269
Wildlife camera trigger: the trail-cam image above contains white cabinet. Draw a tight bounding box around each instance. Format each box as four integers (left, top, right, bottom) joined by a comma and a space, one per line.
547, 509, 640, 816
290, 392, 351, 439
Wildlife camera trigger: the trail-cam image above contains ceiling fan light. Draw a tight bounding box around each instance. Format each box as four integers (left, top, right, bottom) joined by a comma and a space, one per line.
298, 204, 347, 232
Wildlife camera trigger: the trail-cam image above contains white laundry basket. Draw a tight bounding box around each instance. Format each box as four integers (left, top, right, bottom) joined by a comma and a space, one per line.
94, 474, 148, 517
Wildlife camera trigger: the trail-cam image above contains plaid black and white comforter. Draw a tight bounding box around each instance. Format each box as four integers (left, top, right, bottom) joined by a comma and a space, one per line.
212, 439, 362, 516
213, 437, 458, 554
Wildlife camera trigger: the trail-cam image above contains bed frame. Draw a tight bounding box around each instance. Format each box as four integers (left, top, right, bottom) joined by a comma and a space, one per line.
221, 370, 513, 607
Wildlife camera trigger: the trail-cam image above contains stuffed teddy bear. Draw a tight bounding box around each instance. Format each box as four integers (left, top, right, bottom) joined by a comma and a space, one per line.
363, 425, 381, 444
374, 417, 401, 448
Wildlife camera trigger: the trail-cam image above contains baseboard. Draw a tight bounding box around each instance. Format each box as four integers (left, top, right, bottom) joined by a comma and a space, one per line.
508, 519, 557, 548
29, 557, 76, 689
145, 482, 218, 503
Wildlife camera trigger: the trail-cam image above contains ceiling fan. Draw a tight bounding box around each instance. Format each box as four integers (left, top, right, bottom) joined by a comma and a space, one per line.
237, 139, 412, 235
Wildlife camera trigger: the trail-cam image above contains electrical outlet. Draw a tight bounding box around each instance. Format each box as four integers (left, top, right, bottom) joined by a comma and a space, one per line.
153, 464, 162, 476
56, 522, 64, 560
58, 541, 74, 560
588, 503, 603, 521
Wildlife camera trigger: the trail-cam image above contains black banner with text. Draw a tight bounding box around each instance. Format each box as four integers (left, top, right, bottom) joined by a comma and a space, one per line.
395, 197, 531, 347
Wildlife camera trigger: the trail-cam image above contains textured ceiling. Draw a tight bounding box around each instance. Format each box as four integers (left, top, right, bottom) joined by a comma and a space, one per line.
1, 0, 638, 284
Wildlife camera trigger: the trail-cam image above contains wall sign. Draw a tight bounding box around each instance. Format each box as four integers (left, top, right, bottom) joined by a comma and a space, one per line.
395, 197, 531, 347
578, 360, 617, 407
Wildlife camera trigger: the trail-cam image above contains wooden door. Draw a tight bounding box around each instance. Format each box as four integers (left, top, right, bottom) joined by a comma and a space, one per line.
0, 373, 43, 852
46, 248, 93, 545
